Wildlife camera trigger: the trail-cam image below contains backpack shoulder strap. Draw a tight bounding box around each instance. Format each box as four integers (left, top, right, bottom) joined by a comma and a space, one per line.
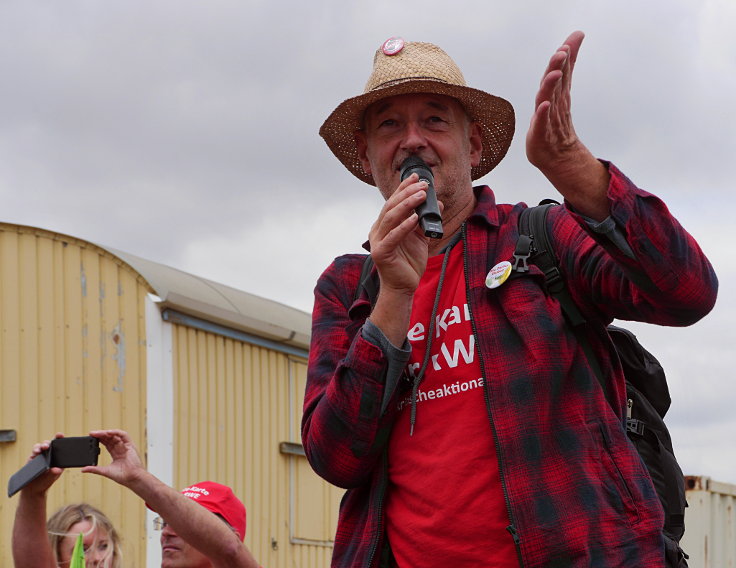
516, 202, 607, 399
354, 254, 379, 306
515, 202, 587, 327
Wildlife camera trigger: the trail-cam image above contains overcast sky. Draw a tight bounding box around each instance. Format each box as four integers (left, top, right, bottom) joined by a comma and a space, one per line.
1, 1, 734, 484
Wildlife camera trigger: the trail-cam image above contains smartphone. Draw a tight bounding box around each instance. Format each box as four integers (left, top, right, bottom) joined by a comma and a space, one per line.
49, 436, 100, 468
7, 454, 50, 497
7, 436, 101, 497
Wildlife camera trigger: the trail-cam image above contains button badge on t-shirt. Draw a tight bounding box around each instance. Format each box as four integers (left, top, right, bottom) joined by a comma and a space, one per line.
485, 261, 512, 289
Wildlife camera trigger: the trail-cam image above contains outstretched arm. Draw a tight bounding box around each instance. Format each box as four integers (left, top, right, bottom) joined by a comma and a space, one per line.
526, 31, 610, 221
12, 436, 65, 568
84, 429, 259, 568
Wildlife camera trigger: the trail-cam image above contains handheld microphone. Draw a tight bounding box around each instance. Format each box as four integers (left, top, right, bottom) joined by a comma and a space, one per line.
399, 156, 443, 239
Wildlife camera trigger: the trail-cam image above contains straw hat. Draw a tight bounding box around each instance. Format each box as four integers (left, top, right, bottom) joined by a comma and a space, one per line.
319, 37, 515, 186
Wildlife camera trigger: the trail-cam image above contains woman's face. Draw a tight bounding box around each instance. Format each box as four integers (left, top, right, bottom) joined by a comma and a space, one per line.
57, 519, 113, 567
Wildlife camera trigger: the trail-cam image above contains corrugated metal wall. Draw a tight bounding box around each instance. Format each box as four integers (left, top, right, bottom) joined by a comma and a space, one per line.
0, 224, 149, 566
171, 323, 341, 568
683, 476, 736, 568
0, 222, 342, 567
289, 358, 343, 564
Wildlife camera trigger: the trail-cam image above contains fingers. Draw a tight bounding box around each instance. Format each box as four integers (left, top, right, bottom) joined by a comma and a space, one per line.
534, 68, 562, 113
89, 430, 133, 467
89, 429, 132, 448
559, 32, 584, 104
89, 429, 140, 463
29, 432, 64, 460
530, 31, 586, 144
367, 174, 431, 295
535, 31, 585, 109
89, 429, 128, 441
370, 174, 426, 245
80, 464, 105, 476
23, 436, 64, 494
369, 177, 428, 271
83, 430, 142, 486
562, 31, 585, 65
30, 441, 50, 459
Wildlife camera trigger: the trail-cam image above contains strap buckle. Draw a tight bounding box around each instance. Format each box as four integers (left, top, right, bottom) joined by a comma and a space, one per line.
627, 418, 645, 436
512, 235, 533, 272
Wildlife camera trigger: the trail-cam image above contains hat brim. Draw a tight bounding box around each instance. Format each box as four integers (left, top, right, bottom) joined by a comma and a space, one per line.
319, 79, 515, 186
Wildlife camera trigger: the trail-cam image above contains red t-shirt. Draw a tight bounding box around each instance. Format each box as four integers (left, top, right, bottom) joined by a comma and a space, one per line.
386, 242, 519, 567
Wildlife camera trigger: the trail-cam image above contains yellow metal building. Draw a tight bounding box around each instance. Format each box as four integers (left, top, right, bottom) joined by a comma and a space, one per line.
0, 222, 341, 567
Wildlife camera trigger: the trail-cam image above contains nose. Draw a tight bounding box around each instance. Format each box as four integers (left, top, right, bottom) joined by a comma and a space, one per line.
400, 121, 427, 153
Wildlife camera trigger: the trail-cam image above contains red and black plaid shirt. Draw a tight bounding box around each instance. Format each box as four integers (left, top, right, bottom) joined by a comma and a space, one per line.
302, 164, 718, 567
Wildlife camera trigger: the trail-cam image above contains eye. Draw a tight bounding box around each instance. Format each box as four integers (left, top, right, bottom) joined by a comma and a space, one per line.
427, 115, 449, 127
377, 118, 397, 128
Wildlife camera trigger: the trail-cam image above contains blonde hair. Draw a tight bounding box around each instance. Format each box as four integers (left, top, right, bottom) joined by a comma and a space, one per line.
47, 503, 123, 568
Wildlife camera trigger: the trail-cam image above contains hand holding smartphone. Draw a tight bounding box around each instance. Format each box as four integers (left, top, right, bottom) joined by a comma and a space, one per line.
7, 436, 100, 497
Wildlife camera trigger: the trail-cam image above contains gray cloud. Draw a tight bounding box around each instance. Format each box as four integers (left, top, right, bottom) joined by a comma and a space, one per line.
1, 0, 734, 484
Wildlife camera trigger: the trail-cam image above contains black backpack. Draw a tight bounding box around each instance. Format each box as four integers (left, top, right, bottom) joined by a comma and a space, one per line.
514, 202, 688, 567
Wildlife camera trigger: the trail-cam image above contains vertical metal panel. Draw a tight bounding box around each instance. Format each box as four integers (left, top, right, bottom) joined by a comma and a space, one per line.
144, 294, 175, 567
682, 476, 736, 568
288, 359, 342, 546
0, 225, 149, 567
171, 324, 336, 568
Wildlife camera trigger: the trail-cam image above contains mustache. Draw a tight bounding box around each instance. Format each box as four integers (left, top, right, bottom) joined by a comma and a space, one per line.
393, 153, 436, 172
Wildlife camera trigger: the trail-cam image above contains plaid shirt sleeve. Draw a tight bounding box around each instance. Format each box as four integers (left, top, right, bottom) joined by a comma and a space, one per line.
301, 253, 403, 489
559, 161, 718, 326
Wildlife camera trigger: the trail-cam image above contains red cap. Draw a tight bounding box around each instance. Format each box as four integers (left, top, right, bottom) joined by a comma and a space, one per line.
180, 481, 247, 541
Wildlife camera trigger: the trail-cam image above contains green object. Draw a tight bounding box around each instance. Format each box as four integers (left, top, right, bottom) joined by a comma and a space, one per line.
70, 532, 85, 568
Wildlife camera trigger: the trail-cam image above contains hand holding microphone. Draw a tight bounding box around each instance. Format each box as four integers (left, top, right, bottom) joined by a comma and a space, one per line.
400, 156, 443, 239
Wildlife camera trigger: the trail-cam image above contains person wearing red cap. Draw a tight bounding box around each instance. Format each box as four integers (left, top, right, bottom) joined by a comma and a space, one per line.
84, 429, 259, 568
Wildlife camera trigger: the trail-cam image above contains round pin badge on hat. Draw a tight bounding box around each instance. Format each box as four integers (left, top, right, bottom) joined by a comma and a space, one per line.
382, 37, 404, 55
486, 261, 512, 289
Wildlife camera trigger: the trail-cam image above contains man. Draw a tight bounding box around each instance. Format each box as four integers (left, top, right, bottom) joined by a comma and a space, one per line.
302, 32, 718, 567
151, 481, 251, 568
85, 429, 260, 568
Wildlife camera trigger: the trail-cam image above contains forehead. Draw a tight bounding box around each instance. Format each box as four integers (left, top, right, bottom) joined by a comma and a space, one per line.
64, 520, 109, 544
364, 93, 466, 120
68, 519, 107, 539
69, 519, 94, 533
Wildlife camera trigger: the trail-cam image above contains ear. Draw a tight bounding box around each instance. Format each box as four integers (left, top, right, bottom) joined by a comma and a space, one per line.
468, 121, 483, 168
354, 130, 372, 176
